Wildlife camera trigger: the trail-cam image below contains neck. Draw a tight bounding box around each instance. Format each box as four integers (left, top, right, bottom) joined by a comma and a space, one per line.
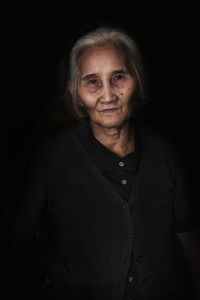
90, 120, 135, 157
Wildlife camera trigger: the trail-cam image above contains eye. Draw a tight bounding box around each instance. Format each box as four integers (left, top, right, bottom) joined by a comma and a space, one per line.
87, 78, 101, 92
88, 79, 97, 84
114, 74, 123, 80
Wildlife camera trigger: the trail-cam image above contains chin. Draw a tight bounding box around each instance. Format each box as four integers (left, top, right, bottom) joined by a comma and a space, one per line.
97, 116, 128, 128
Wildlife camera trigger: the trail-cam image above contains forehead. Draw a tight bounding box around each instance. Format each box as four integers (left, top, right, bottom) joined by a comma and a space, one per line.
78, 43, 127, 74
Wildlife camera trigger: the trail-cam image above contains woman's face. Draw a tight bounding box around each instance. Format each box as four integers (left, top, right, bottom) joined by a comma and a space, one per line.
76, 43, 137, 129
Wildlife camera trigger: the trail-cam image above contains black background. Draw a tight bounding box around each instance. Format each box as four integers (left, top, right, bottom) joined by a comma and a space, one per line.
1, 3, 199, 226
1, 3, 199, 298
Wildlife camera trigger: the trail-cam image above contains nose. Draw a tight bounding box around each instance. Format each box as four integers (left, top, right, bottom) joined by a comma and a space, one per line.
99, 83, 118, 103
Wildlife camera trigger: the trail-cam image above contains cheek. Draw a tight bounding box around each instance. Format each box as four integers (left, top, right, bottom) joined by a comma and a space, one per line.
78, 86, 98, 107
119, 87, 135, 104
118, 80, 136, 97
78, 95, 97, 111
77, 88, 90, 107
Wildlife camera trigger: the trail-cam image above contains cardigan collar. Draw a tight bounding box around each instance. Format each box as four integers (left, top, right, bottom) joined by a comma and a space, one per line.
75, 116, 140, 174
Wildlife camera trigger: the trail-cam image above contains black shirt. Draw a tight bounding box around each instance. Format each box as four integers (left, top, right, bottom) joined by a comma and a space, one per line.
75, 117, 140, 300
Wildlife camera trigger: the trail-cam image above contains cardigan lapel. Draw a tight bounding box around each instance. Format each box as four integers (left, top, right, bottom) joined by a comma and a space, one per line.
70, 124, 127, 205
70, 120, 146, 208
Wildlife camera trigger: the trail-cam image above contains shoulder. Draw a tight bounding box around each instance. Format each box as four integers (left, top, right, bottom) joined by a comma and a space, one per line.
135, 121, 175, 151
135, 121, 184, 169
28, 120, 78, 163
35, 123, 73, 145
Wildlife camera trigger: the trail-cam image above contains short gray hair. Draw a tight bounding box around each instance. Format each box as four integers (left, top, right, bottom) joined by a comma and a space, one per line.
66, 26, 147, 119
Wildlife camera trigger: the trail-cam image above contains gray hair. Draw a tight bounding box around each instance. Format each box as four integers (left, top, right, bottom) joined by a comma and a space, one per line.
67, 26, 147, 119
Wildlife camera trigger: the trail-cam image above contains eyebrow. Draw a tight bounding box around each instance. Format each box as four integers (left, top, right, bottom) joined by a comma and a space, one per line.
111, 69, 129, 75
82, 73, 98, 80
81, 69, 129, 81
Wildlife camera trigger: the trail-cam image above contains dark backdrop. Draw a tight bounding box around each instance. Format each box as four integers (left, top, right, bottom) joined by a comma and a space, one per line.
2, 4, 199, 212
1, 3, 199, 296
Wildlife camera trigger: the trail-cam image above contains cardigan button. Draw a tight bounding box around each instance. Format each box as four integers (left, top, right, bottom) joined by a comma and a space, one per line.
161, 255, 167, 260
128, 232, 134, 239
141, 278, 148, 285
123, 203, 129, 210
119, 161, 125, 167
121, 179, 127, 185
128, 276, 133, 283
136, 255, 143, 262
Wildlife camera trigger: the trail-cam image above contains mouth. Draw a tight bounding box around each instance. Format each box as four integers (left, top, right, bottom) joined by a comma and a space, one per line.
101, 108, 119, 114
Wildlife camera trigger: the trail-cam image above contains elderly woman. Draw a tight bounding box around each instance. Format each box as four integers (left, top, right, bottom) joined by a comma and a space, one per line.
8, 26, 200, 300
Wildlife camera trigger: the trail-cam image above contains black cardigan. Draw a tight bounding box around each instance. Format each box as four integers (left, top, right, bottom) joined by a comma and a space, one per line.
8, 119, 195, 300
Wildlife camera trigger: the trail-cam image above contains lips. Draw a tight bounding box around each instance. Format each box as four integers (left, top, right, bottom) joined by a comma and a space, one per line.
101, 108, 119, 113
